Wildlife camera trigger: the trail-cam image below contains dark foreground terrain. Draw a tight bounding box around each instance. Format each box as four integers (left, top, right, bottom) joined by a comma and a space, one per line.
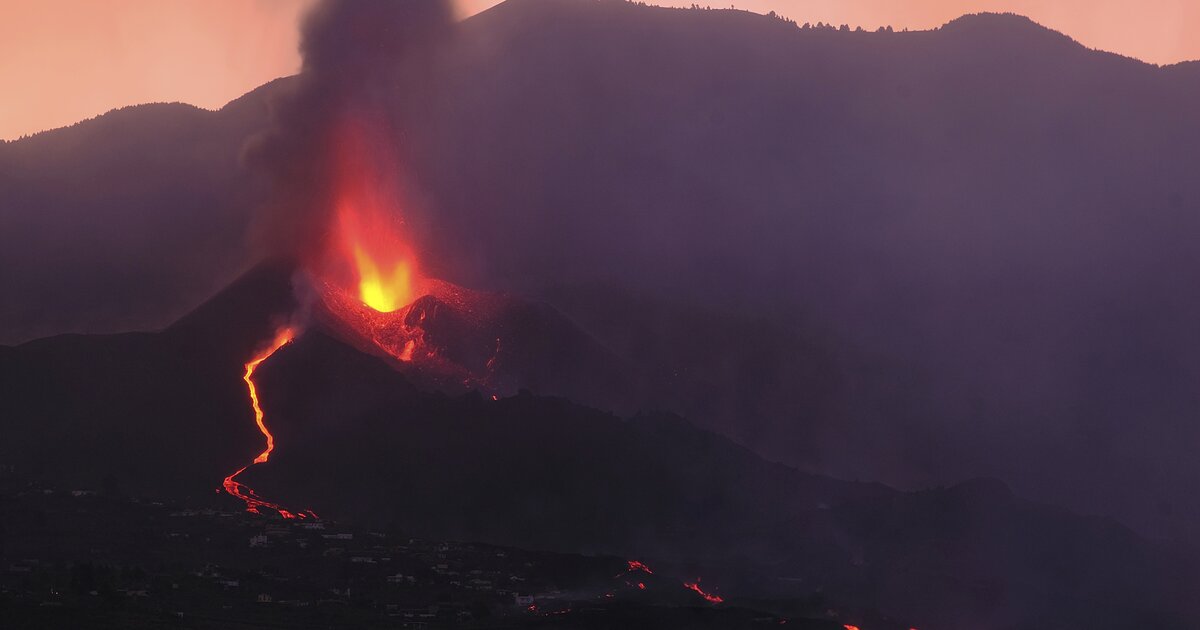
0, 473, 862, 629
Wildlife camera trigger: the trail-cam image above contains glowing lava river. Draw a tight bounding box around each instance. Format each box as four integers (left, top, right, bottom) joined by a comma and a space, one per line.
221, 327, 317, 520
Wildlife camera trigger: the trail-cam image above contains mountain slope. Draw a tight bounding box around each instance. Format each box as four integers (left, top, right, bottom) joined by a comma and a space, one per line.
1, 263, 1199, 629
397, 0, 1200, 542
0, 80, 286, 345
0, 262, 297, 496
5, 0, 1200, 543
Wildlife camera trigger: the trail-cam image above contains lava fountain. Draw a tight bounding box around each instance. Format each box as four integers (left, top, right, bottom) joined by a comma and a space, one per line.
308, 117, 509, 390
308, 117, 446, 367
326, 117, 422, 314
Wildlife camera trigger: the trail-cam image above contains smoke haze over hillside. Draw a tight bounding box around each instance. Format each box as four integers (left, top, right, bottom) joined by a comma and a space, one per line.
5, 0, 1200, 549
4, 0, 1200, 143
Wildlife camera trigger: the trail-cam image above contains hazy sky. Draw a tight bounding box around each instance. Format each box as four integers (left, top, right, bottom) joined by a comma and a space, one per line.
2, 0, 1197, 141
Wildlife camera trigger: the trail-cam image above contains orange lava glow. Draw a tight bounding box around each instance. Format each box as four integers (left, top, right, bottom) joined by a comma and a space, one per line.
327, 117, 422, 313
627, 560, 654, 574
245, 327, 294, 464
684, 580, 724, 604
622, 559, 724, 603
221, 327, 317, 520
844, 625, 861, 630
313, 120, 523, 387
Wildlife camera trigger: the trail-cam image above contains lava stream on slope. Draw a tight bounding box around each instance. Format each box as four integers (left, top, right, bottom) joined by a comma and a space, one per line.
221, 327, 317, 520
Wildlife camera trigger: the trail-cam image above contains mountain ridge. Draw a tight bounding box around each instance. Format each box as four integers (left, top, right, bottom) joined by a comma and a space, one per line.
5, 0, 1200, 551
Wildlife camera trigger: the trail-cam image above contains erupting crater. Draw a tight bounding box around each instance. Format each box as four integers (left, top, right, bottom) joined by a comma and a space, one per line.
305, 117, 507, 389
218, 117, 627, 517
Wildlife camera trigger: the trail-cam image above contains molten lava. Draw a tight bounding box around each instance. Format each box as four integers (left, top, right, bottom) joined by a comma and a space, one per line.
339, 202, 417, 313
324, 117, 422, 314
683, 580, 724, 604
307, 118, 523, 399
244, 329, 292, 465
622, 559, 723, 604
627, 560, 654, 574
221, 327, 316, 520
308, 117, 467, 375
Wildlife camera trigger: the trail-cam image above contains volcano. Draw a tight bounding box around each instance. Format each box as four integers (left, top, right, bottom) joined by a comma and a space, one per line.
7, 2, 1200, 628
313, 274, 634, 402
2, 262, 1200, 630
8, 0, 1200, 553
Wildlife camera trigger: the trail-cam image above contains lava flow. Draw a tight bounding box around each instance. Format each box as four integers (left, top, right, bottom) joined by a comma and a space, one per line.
221, 327, 316, 520
683, 580, 724, 604
627, 560, 654, 574
622, 559, 723, 604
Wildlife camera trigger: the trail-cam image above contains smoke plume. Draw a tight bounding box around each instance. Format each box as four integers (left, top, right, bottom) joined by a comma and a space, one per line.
244, 0, 453, 266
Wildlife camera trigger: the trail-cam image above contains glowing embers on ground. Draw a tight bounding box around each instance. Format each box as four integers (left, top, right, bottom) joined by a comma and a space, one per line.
318, 281, 427, 364
682, 579, 724, 604
316, 275, 508, 396
221, 327, 317, 520
620, 559, 724, 604
626, 559, 654, 574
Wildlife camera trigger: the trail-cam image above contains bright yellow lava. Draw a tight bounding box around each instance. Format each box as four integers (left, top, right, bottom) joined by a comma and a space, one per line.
353, 245, 414, 313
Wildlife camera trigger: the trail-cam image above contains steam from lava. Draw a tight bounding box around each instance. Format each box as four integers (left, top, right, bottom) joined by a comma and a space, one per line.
244, 0, 453, 297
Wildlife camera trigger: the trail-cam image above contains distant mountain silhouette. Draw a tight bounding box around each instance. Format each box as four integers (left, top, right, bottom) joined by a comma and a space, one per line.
2, 262, 1199, 630
0, 80, 287, 345
5, 0, 1200, 546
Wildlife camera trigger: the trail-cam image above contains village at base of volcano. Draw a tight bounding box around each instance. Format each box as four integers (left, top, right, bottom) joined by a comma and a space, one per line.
4, 1, 1200, 629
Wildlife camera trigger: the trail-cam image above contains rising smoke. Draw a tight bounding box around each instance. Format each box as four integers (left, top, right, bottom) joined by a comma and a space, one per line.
243, 0, 454, 266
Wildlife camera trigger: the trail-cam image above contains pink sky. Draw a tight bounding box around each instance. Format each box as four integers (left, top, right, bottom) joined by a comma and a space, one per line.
2, 0, 1196, 141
